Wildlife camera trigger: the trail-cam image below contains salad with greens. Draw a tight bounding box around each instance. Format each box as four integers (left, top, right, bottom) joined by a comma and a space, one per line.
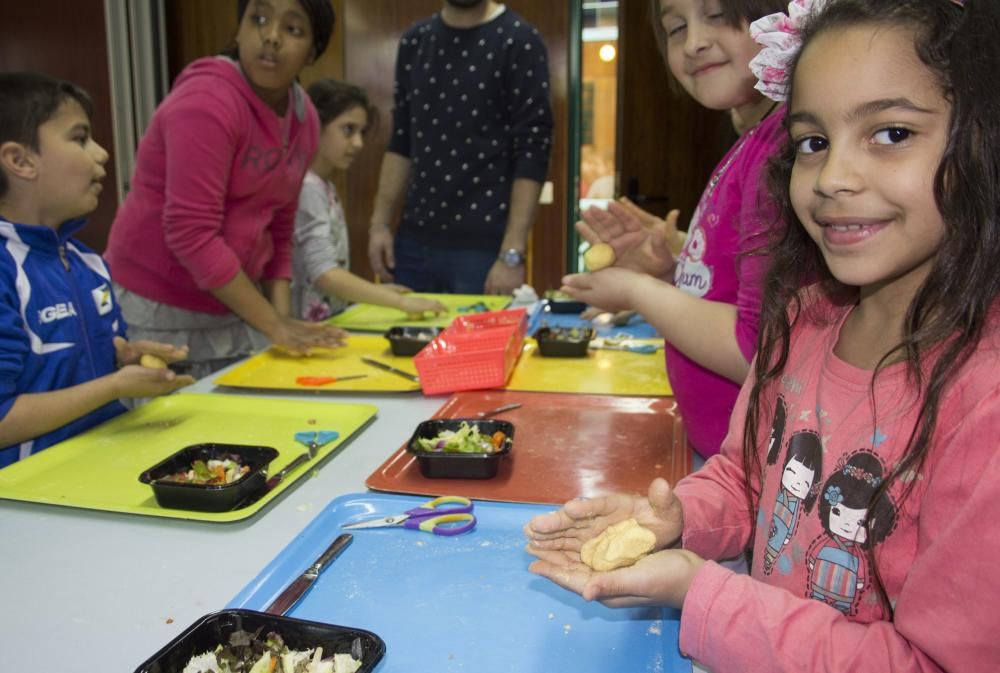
415, 422, 506, 454
182, 628, 362, 673
164, 457, 249, 486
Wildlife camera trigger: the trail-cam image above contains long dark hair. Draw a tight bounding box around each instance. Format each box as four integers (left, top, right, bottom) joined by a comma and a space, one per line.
743, 0, 1000, 615
306, 79, 379, 133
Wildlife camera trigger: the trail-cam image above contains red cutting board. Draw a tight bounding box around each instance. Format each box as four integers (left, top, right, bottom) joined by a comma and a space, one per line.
365, 390, 692, 504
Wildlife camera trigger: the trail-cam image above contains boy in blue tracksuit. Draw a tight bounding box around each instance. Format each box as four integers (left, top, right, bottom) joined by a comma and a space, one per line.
0, 72, 194, 468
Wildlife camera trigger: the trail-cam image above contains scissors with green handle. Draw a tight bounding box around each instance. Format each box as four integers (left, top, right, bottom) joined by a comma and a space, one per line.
341, 495, 477, 536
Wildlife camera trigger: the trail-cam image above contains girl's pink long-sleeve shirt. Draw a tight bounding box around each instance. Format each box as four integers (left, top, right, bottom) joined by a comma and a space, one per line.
675, 291, 1000, 672
105, 57, 319, 314
668, 109, 784, 459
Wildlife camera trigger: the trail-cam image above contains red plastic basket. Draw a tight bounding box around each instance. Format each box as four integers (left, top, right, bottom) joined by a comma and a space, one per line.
414, 308, 527, 395
444, 308, 528, 335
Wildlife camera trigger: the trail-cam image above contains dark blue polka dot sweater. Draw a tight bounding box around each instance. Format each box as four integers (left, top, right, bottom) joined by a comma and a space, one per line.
388, 8, 554, 249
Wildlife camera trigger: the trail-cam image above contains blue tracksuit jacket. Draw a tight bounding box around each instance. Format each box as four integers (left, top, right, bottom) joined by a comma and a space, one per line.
0, 217, 127, 467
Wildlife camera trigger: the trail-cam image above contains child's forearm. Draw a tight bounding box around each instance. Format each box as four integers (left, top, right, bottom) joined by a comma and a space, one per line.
0, 377, 120, 448
209, 271, 284, 337
315, 268, 409, 310
262, 278, 292, 317
629, 275, 750, 383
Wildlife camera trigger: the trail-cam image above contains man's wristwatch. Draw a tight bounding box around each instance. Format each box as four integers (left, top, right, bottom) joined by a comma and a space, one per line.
499, 248, 526, 268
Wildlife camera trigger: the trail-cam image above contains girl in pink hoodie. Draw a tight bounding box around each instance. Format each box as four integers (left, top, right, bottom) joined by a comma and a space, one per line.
526, 1, 1000, 670
105, 0, 344, 379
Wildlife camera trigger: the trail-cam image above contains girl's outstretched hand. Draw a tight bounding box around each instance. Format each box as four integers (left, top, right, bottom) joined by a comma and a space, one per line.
524, 478, 684, 556
400, 296, 447, 315
576, 198, 679, 279
560, 267, 648, 314
524, 479, 693, 608
527, 547, 705, 610
269, 317, 347, 356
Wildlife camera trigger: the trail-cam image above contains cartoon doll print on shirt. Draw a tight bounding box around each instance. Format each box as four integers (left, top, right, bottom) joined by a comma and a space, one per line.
762, 419, 823, 576
806, 449, 897, 616
674, 216, 712, 298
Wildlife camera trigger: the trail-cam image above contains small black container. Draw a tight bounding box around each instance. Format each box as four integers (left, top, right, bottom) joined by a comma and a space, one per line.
546, 298, 588, 314
133, 609, 386, 673
533, 326, 595, 357
406, 418, 513, 479
139, 443, 279, 512
384, 326, 443, 356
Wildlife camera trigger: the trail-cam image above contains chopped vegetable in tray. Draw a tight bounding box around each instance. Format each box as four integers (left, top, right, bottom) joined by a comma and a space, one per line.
182, 628, 362, 673
540, 327, 590, 342
415, 422, 506, 454
163, 457, 250, 485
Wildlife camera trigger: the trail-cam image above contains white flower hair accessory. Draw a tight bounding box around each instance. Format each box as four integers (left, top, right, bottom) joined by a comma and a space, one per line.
748, 0, 830, 102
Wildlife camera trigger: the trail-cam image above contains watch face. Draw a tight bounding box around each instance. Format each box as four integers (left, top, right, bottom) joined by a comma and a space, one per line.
501, 250, 524, 267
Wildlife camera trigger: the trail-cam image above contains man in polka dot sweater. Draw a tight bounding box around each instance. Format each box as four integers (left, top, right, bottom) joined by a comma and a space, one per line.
367, 0, 554, 296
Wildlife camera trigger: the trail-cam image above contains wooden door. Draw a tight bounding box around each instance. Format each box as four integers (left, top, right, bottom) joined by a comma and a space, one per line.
617, 0, 731, 228
343, 0, 570, 293
0, 0, 118, 252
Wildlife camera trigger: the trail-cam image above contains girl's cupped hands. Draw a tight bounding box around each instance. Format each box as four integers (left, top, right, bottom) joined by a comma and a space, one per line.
577, 198, 680, 279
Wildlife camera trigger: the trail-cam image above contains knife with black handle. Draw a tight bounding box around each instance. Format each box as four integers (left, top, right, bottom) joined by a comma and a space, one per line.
263, 533, 354, 615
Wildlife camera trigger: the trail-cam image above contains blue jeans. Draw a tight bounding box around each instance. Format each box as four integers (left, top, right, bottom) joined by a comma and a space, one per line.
392, 233, 497, 294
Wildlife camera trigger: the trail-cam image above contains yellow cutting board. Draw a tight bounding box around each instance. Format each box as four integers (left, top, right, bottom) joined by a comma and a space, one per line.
505, 339, 672, 396
214, 335, 420, 392
0, 394, 377, 522
327, 293, 510, 332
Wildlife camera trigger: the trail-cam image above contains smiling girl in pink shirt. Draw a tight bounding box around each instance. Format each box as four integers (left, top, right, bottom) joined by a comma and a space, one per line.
527, 1, 1000, 670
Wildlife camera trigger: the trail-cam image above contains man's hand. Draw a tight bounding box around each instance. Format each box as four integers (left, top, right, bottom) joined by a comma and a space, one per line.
368, 224, 396, 282
484, 261, 524, 295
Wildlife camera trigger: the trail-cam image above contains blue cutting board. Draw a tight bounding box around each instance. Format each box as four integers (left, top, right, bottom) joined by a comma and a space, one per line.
228, 493, 691, 673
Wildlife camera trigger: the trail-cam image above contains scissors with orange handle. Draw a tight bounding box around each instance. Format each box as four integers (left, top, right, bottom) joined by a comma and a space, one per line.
341, 495, 476, 536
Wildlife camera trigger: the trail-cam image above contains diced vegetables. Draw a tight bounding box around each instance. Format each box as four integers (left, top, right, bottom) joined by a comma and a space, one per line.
163, 457, 250, 485
415, 422, 506, 454
181, 629, 363, 673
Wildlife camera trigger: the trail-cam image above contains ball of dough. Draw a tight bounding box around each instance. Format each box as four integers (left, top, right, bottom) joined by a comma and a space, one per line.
140, 354, 168, 369
580, 518, 656, 572
583, 243, 616, 272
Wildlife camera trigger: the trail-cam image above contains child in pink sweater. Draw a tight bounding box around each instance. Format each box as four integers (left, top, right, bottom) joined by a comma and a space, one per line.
562, 0, 788, 458
526, 0, 1000, 670
105, 0, 344, 379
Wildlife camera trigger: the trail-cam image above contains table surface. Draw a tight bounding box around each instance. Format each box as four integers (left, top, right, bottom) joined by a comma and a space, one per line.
0, 369, 445, 673
0, 359, 702, 673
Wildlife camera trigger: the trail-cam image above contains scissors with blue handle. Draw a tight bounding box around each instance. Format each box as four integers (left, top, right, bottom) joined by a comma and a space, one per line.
341, 495, 477, 536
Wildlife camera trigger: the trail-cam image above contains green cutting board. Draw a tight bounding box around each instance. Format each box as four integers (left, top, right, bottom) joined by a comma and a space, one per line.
327, 293, 510, 332
0, 394, 377, 522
